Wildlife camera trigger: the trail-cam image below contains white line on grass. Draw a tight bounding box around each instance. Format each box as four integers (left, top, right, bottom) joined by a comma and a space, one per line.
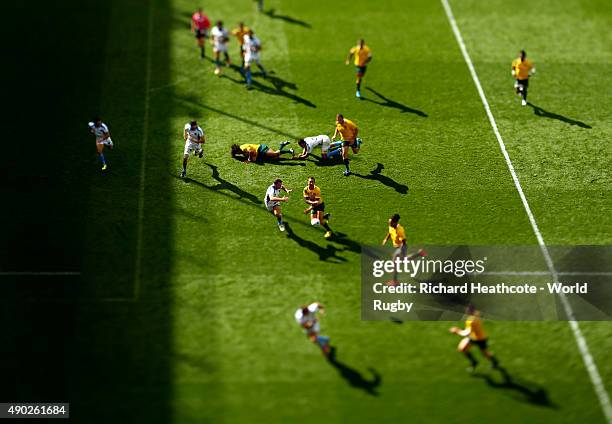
133, 0, 155, 300
440, 0, 612, 421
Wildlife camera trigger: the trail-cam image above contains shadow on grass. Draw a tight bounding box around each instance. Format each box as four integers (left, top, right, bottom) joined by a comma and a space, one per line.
230, 156, 306, 167
527, 103, 591, 129
330, 231, 361, 255
180, 97, 301, 139
284, 223, 347, 263
473, 366, 556, 408
221, 70, 316, 108
353, 163, 409, 194
263, 8, 311, 28
327, 347, 381, 396
186, 163, 261, 205
311, 156, 343, 167
363, 87, 428, 117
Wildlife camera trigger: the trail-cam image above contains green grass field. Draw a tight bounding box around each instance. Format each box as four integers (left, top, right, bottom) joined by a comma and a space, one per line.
2, 0, 611, 422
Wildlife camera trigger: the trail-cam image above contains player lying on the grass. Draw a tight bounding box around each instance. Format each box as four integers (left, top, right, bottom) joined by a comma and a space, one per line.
294, 302, 331, 357
332, 114, 363, 176
345, 38, 372, 99
382, 214, 425, 286
293, 135, 343, 160
181, 120, 205, 178
230, 22, 250, 68
303, 177, 334, 239
88, 117, 113, 171
449, 305, 499, 372
243, 29, 267, 89
231, 142, 293, 163
511, 50, 535, 106
191, 8, 211, 58
210, 20, 231, 75
264, 178, 291, 232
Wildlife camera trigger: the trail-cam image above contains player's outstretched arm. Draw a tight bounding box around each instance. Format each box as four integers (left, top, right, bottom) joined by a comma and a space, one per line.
382, 233, 390, 246
345, 51, 353, 65
331, 127, 339, 141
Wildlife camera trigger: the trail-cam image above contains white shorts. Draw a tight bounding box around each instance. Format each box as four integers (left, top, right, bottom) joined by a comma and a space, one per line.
214, 43, 228, 53
96, 137, 113, 147
265, 201, 280, 212
305, 321, 320, 335
184, 141, 202, 156
320, 136, 331, 154
245, 53, 260, 65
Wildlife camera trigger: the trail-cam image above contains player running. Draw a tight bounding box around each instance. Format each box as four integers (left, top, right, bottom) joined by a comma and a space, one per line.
231, 142, 293, 163
243, 29, 267, 89
180, 120, 205, 178
264, 178, 292, 232
511, 50, 535, 106
382, 214, 425, 285
230, 22, 250, 68
345, 39, 372, 99
191, 8, 211, 58
210, 20, 231, 75
303, 177, 334, 239
293, 135, 343, 160
88, 117, 113, 171
332, 114, 363, 176
294, 302, 331, 357
450, 305, 499, 372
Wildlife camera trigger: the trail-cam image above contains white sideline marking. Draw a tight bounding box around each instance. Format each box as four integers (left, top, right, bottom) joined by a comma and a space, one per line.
440, 0, 612, 421
134, 0, 155, 300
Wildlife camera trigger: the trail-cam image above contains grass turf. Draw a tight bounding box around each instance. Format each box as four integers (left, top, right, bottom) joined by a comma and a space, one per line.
1, 0, 611, 422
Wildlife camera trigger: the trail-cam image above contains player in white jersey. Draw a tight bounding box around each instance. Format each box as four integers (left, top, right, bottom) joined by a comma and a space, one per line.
264, 178, 291, 232
294, 135, 343, 160
294, 302, 331, 357
181, 120, 206, 178
243, 29, 267, 89
210, 20, 231, 75
88, 117, 113, 171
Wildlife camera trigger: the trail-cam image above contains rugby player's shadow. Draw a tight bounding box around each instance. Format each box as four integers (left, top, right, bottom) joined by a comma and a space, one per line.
223, 69, 317, 108
327, 347, 381, 396
230, 156, 305, 166
309, 155, 343, 167
363, 88, 428, 117
527, 103, 592, 129
353, 163, 409, 195
330, 232, 361, 255
263, 8, 311, 28
179, 96, 301, 139
474, 366, 556, 408
174, 165, 261, 205
284, 223, 347, 263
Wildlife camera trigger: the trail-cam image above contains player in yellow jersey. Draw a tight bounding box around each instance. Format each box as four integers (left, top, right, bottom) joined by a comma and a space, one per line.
450, 305, 499, 372
511, 50, 535, 106
230, 141, 293, 163
230, 22, 250, 68
303, 177, 334, 239
332, 114, 363, 176
382, 214, 425, 285
345, 39, 372, 99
